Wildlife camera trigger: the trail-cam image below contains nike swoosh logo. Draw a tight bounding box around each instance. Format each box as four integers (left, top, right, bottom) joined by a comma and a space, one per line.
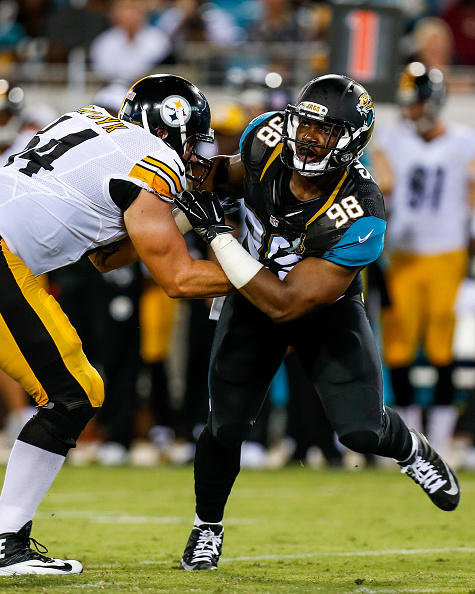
442, 462, 459, 496
30, 563, 73, 571
358, 229, 374, 243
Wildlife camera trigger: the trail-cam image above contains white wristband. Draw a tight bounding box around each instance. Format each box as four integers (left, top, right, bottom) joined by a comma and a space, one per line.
210, 235, 263, 289
172, 207, 193, 235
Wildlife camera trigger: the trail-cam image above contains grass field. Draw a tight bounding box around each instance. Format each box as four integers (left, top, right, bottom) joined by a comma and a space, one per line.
0, 462, 474, 593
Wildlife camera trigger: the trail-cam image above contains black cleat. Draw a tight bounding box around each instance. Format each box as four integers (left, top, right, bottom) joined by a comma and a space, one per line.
0, 521, 83, 575
399, 429, 460, 511
180, 524, 224, 570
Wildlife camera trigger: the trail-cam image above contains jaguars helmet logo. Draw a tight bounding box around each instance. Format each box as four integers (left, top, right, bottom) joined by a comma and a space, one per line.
356, 92, 374, 127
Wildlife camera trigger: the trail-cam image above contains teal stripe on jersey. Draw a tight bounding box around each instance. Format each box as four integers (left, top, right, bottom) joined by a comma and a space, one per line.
322, 216, 386, 267
239, 111, 279, 152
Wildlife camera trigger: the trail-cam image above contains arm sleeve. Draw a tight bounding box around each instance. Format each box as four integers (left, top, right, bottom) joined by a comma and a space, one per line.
322, 216, 386, 267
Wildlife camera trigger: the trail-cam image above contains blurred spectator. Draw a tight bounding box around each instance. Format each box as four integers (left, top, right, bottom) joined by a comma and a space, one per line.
89, 0, 172, 85
155, 0, 242, 84
225, 66, 293, 120
404, 17, 454, 71
0, 79, 24, 155
92, 81, 128, 114
244, 0, 302, 83
0, 1, 26, 65
0, 102, 59, 166
16, 0, 53, 39
155, 0, 242, 48
442, 0, 475, 66
44, 0, 110, 64
246, 0, 301, 42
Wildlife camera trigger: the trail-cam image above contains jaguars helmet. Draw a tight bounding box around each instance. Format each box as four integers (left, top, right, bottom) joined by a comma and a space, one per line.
398, 62, 446, 134
119, 74, 215, 185
281, 74, 375, 176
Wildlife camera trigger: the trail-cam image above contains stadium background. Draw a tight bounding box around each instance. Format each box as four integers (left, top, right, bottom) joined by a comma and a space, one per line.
2, 0, 475, 466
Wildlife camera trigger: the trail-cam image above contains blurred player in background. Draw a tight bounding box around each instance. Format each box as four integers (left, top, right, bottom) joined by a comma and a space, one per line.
0, 73, 233, 575
374, 62, 475, 458
174, 73, 461, 571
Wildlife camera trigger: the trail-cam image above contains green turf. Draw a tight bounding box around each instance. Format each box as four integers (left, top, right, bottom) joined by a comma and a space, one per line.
0, 463, 474, 593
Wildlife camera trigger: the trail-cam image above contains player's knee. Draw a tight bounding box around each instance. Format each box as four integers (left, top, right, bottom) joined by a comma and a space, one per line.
215, 423, 252, 449
18, 402, 97, 456
339, 429, 380, 454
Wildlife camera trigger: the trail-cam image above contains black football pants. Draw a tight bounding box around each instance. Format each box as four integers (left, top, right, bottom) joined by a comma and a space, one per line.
194, 292, 412, 522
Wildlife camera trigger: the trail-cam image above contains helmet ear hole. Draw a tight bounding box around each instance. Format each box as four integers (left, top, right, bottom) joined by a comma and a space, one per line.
157, 129, 169, 140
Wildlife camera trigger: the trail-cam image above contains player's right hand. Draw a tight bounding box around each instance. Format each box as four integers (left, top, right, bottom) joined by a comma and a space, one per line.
174, 190, 234, 244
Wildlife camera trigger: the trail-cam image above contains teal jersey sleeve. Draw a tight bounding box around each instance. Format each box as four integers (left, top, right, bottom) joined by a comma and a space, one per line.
239, 111, 280, 153
322, 216, 386, 267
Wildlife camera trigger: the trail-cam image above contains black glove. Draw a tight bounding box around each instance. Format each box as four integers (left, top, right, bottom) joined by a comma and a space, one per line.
174, 190, 234, 243
220, 196, 242, 216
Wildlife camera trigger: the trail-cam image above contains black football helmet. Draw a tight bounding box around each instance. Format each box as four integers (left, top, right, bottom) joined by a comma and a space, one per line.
119, 74, 215, 186
281, 74, 375, 176
398, 62, 446, 134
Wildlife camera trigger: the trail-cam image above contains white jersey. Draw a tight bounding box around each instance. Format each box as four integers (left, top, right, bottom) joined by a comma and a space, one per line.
0, 105, 186, 276
375, 121, 475, 255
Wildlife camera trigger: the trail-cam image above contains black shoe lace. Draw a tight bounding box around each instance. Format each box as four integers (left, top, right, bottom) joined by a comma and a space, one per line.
25, 536, 53, 561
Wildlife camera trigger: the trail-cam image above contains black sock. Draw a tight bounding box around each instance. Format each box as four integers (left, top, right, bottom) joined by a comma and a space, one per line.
194, 427, 241, 523
373, 407, 413, 461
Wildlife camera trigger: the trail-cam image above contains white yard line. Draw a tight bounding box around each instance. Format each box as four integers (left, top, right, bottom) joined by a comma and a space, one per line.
85, 546, 475, 569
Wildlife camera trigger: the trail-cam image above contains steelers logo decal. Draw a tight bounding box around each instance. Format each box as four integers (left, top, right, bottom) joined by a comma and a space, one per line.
160, 95, 192, 127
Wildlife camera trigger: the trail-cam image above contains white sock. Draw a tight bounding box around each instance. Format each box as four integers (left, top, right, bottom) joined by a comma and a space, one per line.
0, 441, 65, 533
426, 405, 459, 456
194, 514, 222, 528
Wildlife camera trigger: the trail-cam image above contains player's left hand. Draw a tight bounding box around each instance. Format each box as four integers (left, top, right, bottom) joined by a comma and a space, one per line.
174, 190, 234, 243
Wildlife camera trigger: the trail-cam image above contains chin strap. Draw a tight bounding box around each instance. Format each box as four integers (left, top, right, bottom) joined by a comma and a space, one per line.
141, 110, 151, 133
177, 108, 187, 155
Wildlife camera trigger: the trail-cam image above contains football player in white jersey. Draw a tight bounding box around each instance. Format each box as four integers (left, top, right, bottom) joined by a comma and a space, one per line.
374, 62, 475, 458
0, 74, 233, 575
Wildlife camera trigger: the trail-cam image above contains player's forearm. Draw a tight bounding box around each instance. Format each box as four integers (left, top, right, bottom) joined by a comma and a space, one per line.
89, 237, 139, 272
209, 235, 350, 322
209, 234, 301, 322
165, 259, 235, 299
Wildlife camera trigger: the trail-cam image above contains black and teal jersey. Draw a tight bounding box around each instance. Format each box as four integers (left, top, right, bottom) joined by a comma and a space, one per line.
239, 111, 386, 287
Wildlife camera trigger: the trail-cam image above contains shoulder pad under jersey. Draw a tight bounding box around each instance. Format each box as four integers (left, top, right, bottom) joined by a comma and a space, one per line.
240, 111, 285, 179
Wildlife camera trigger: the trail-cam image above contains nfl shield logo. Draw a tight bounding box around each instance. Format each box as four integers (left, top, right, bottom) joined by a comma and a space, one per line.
270, 215, 279, 227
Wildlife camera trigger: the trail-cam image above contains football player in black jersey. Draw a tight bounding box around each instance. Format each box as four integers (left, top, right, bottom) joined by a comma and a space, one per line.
175, 74, 461, 571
